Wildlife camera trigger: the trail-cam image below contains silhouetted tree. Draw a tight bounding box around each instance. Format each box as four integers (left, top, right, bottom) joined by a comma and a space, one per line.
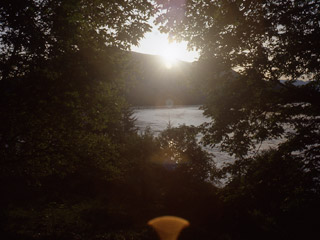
155, 0, 320, 181
0, 0, 153, 80
119, 126, 221, 240
156, 0, 320, 238
0, 1, 154, 239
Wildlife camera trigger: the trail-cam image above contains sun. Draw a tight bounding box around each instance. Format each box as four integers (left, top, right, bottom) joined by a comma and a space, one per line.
162, 54, 177, 69
131, 26, 199, 63
161, 45, 178, 69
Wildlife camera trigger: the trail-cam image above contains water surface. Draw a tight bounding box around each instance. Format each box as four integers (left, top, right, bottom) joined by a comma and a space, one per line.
133, 105, 280, 167
133, 105, 209, 134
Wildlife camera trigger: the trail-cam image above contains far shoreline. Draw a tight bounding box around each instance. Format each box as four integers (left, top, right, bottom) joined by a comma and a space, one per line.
132, 104, 203, 110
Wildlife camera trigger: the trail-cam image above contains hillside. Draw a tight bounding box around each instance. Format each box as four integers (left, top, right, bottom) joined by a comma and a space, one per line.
125, 51, 205, 106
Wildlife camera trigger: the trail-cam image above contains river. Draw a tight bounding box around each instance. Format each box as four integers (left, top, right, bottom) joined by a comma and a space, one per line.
133, 105, 209, 135
133, 105, 235, 167
133, 105, 281, 167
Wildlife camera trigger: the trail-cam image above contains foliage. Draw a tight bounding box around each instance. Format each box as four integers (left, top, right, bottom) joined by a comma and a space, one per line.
4, 0, 320, 239
155, 0, 320, 158
0, 2, 220, 239
219, 149, 320, 240
0, 1, 155, 239
156, 125, 217, 182
0, 46, 139, 240
0, 0, 154, 80
118, 126, 221, 240
156, 0, 320, 238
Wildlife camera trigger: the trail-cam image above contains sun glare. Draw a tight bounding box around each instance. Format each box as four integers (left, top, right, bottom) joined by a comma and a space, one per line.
161, 45, 178, 69
131, 23, 199, 64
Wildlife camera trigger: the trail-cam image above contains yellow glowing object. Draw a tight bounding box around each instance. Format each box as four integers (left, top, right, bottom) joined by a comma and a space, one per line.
148, 216, 190, 240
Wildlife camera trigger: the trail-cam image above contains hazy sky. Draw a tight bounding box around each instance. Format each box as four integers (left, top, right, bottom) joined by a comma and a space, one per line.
131, 20, 199, 63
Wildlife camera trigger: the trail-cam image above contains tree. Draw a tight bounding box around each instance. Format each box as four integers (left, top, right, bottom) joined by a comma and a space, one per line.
0, 0, 155, 184
0, 1, 155, 239
119, 126, 221, 240
156, 125, 216, 182
219, 149, 320, 240
0, 0, 154, 80
155, 0, 320, 164
155, 1, 320, 238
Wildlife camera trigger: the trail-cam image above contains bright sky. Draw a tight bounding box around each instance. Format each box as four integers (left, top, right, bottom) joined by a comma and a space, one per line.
131, 22, 199, 63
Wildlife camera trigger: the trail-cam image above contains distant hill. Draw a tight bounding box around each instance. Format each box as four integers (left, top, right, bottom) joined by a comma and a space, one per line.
122, 52, 315, 107
280, 79, 309, 86
124, 51, 205, 106
125, 52, 314, 107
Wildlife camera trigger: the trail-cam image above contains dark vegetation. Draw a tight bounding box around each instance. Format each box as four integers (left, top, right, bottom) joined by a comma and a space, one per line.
1, 0, 320, 240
